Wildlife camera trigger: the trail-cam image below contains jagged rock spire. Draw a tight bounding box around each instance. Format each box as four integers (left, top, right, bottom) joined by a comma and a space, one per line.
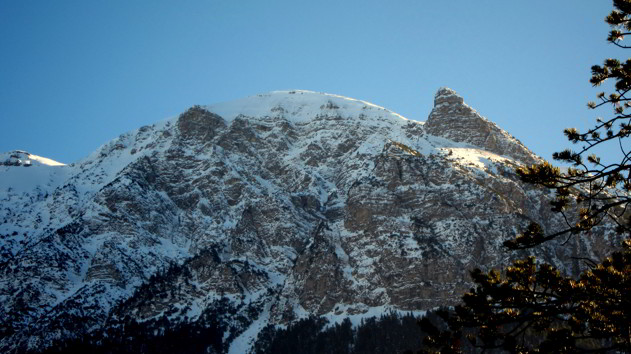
425, 88, 539, 165
433, 87, 464, 106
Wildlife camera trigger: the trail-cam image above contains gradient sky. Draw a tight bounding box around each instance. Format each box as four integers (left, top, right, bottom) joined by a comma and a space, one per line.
0, 1, 621, 164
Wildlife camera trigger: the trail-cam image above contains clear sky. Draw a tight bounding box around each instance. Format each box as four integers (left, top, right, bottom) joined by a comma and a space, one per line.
0, 1, 621, 164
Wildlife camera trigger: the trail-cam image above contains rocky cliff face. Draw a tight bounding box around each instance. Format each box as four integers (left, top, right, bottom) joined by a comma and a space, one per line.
0, 89, 617, 352
425, 88, 539, 165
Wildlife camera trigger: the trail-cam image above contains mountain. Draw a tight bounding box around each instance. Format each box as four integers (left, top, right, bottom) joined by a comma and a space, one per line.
0, 89, 618, 353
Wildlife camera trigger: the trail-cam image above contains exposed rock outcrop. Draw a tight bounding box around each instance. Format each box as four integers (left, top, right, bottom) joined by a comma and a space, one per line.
425, 88, 540, 165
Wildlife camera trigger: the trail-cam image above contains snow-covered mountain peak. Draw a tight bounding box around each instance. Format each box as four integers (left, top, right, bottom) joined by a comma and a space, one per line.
0, 150, 70, 204
1, 150, 65, 167
0, 88, 578, 353
203, 90, 410, 124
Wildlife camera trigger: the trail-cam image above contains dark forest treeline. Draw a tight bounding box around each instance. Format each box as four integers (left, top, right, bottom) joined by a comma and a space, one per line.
254, 311, 430, 354
38, 310, 439, 354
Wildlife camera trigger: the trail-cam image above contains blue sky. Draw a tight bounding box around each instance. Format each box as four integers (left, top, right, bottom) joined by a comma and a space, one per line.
0, 1, 620, 164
